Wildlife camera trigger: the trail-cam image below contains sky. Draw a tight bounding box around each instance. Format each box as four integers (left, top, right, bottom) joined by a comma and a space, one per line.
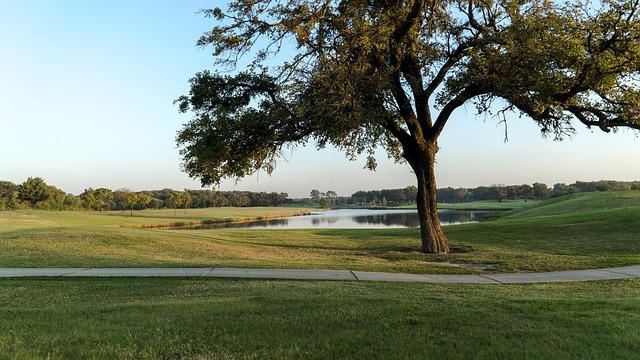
2, 1, 640, 198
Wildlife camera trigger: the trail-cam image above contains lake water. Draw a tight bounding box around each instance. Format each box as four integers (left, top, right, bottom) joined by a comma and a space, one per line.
173, 209, 489, 230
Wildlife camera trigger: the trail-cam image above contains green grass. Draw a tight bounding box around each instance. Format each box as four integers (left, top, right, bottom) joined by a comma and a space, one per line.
438, 199, 531, 210
1, 193, 640, 273
1, 277, 639, 359
2, 193, 640, 358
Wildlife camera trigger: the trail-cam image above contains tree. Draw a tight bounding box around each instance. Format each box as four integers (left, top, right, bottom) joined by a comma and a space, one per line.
17, 177, 51, 210
182, 190, 192, 214
169, 191, 183, 216
126, 193, 139, 216
325, 190, 338, 205
177, 0, 640, 253
94, 188, 113, 212
310, 190, 321, 203
80, 188, 96, 212
532, 182, 552, 201
113, 188, 132, 211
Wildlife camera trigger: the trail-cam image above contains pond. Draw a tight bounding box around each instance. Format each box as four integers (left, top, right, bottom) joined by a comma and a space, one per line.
172, 209, 490, 230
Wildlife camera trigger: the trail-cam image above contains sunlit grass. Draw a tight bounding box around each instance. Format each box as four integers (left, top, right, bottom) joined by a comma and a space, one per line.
1, 278, 638, 359
2, 194, 640, 359
1, 192, 639, 273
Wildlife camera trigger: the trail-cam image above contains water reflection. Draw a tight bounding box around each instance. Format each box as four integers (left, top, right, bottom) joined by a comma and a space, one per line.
171, 209, 489, 230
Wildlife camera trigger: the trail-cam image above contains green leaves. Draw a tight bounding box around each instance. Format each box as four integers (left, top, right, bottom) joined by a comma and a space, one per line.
179, 0, 640, 182
17, 177, 52, 210
175, 71, 312, 186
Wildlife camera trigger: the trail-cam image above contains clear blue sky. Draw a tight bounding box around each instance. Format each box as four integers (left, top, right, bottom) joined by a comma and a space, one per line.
2, 1, 640, 198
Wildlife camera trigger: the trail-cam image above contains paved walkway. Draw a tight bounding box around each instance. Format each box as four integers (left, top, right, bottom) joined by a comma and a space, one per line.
1, 266, 639, 283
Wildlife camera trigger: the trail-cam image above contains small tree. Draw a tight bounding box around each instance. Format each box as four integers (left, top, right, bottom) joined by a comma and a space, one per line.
126, 193, 139, 216
18, 177, 51, 210
170, 191, 183, 216
182, 191, 192, 214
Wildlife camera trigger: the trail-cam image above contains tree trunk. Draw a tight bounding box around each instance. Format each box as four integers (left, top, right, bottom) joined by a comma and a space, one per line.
407, 144, 449, 253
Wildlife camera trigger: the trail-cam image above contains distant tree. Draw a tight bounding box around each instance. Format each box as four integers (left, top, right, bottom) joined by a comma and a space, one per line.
136, 194, 152, 210
491, 185, 508, 203
0, 181, 18, 210
310, 190, 321, 203
113, 188, 132, 211
325, 190, 338, 205
126, 193, 139, 216
532, 183, 552, 201
170, 191, 184, 216
182, 191, 192, 214
63, 194, 82, 210
553, 183, 580, 197
44, 185, 67, 210
455, 188, 470, 203
18, 177, 52, 210
94, 188, 113, 212
80, 188, 96, 212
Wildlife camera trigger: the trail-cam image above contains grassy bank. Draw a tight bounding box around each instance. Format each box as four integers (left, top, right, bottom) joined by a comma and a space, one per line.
0, 192, 639, 272
1, 278, 638, 359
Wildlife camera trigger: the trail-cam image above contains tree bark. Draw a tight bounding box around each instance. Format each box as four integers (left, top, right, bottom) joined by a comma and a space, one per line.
406, 142, 449, 253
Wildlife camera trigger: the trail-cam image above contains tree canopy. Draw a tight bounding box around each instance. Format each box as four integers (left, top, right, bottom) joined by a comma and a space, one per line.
177, 0, 640, 252
17, 177, 52, 210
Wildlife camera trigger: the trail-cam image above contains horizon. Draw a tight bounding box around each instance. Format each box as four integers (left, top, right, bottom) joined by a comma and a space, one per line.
2, 1, 640, 199
2, 176, 635, 199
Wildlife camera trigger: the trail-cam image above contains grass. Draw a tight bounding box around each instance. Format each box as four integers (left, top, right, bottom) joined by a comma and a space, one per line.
1, 193, 640, 273
0, 277, 639, 359
438, 199, 531, 210
2, 192, 640, 358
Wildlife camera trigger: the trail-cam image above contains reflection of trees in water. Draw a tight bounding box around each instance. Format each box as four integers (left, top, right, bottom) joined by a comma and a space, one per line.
182, 218, 290, 230
351, 213, 421, 227
438, 210, 485, 225
351, 211, 485, 227
311, 216, 339, 225
172, 210, 487, 230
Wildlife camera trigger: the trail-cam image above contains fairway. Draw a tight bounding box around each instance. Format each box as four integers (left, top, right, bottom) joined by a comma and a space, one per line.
1, 192, 640, 273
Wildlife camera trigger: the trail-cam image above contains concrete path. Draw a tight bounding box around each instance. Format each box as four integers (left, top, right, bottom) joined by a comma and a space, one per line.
1, 266, 639, 283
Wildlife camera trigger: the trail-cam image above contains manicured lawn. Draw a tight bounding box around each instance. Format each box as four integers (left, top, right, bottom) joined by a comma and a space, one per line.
1, 192, 639, 358
1, 192, 639, 272
0, 277, 638, 359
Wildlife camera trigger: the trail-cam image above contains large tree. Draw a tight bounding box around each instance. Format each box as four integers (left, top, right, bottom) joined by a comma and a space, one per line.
176, 0, 640, 253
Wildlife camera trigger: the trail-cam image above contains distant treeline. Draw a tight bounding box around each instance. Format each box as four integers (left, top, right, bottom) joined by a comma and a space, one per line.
3, 178, 640, 211
301, 180, 640, 206
0, 179, 289, 211
437, 180, 640, 204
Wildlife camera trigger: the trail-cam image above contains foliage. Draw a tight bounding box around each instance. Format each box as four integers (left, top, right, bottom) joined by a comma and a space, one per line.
177, 0, 640, 253
17, 177, 52, 209
94, 188, 114, 212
